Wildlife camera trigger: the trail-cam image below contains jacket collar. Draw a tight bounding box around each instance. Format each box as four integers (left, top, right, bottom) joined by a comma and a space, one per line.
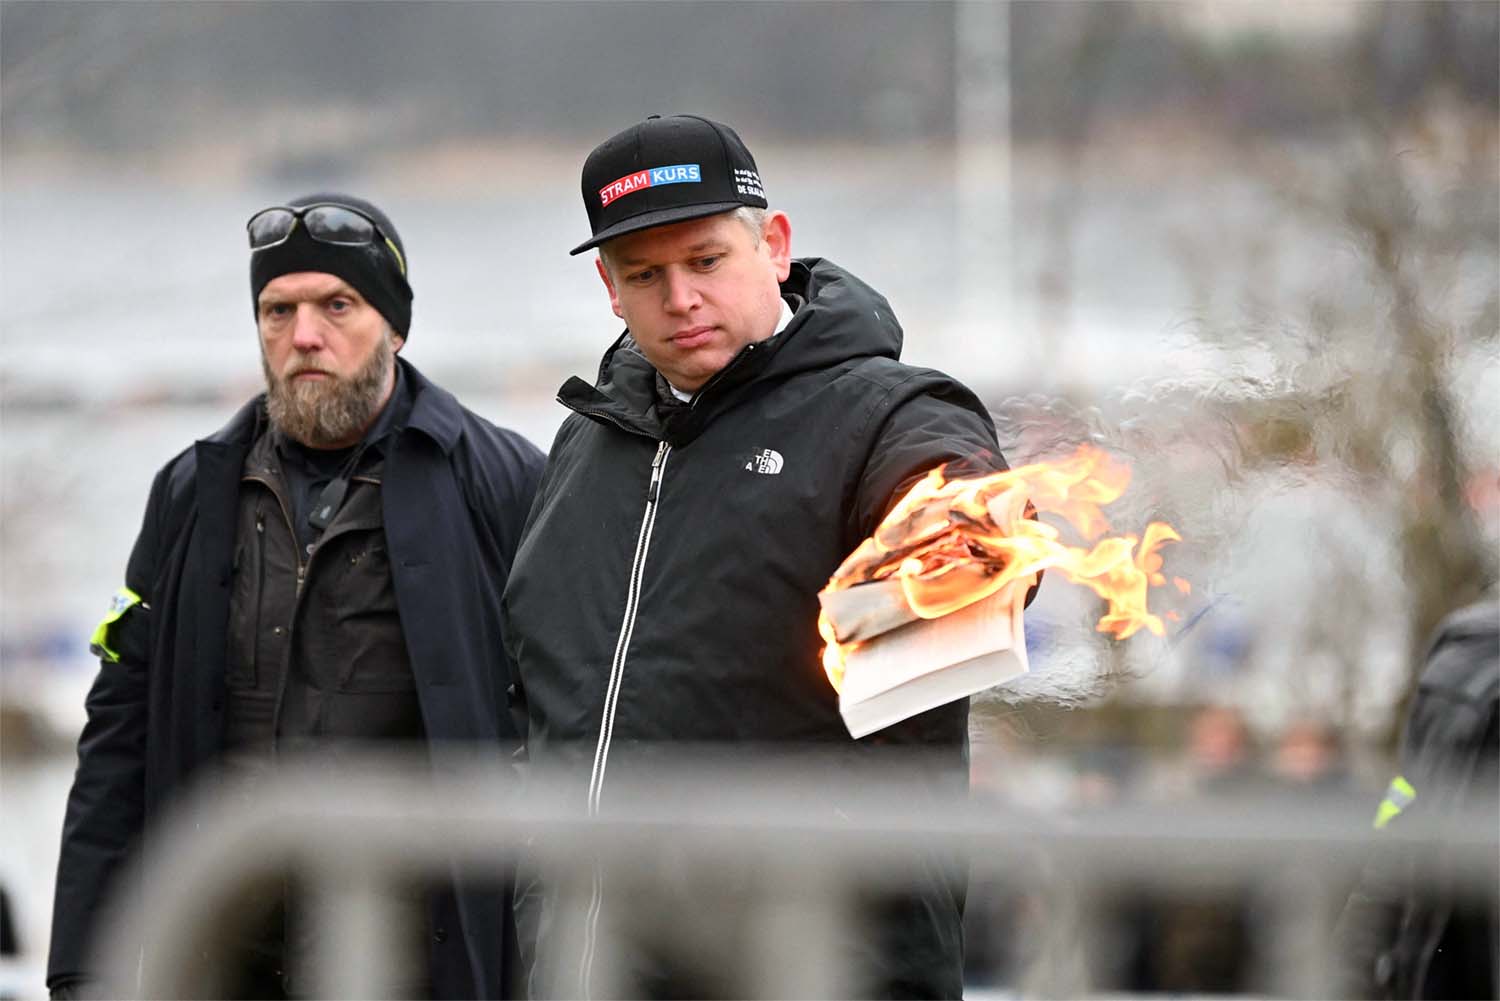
395, 357, 464, 454
199, 396, 264, 449
557, 336, 668, 439
560, 258, 880, 446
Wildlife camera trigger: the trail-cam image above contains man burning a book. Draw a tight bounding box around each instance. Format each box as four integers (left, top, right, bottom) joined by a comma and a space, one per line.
502, 114, 1027, 999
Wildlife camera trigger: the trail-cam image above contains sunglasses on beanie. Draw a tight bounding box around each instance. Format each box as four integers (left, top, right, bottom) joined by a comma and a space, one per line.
246, 202, 407, 277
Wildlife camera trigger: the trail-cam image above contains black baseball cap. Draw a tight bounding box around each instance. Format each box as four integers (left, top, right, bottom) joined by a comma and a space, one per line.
570, 114, 769, 256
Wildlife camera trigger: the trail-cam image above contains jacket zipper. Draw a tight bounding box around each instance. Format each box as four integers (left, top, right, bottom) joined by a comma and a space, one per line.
250, 512, 265, 685
581, 439, 669, 997
586, 439, 669, 811
244, 475, 307, 594
687, 341, 755, 409
243, 474, 316, 749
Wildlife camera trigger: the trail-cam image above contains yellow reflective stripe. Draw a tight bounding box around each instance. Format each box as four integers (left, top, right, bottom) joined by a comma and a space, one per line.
1373, 774, 1417, 830
384, 237, 407, 277
88, 587, 142, 663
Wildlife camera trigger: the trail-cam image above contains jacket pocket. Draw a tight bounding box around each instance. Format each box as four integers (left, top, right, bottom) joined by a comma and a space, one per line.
311, 536, 414, 693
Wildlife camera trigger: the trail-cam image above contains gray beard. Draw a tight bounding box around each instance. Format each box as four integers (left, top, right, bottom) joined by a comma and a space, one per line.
262, 333, 394, 449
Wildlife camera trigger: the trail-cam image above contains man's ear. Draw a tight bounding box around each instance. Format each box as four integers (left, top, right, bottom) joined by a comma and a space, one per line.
596, 256, 624, 319
763, 211, 793, 282
392, 332, 406, 353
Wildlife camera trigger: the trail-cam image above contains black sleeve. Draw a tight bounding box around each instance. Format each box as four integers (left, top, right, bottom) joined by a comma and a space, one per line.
462, 422, 548, 566
852, 375, 1003, 541
853, 376, 1041, 608
47, 463, 168, 992
455, 419, 548, 744
1334, 608, 1500, 998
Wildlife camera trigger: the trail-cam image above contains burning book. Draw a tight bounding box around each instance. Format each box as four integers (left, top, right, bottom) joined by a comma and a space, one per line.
822, 578, 1029, 739
818, 446, 1185, 738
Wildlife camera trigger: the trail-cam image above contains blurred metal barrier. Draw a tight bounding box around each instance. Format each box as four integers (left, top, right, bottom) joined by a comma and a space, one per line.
92, 755, 1499, 999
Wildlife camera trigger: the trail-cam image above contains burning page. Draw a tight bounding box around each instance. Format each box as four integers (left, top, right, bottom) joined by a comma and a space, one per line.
826, 579, 1030, 739
818, 446, 1185, 738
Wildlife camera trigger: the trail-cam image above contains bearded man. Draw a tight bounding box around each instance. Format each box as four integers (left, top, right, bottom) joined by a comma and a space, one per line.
47, 193, 545, 999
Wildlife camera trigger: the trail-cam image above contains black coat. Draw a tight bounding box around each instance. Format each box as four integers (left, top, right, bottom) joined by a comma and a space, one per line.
49, 359, 545, 998
503, 259, 1008, 998
1337, 596, 1500, 999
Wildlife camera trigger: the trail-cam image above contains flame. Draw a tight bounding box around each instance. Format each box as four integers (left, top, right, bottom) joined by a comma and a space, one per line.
819, 445, 1184, 692
819, 612, 847, 693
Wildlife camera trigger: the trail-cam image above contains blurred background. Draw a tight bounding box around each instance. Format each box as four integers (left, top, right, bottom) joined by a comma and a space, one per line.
1, 1, 1496, 996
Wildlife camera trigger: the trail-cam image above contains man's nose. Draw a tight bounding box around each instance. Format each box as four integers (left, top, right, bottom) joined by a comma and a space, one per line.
661, 269, 701, 314
289, 305, 326, 351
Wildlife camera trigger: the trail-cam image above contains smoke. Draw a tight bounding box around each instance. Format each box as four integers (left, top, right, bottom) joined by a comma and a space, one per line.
975, 174, 1498, 727
974, 363, 1400, 711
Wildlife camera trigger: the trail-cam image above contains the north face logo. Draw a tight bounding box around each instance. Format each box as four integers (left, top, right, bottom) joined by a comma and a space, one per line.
745, 448, 783, 475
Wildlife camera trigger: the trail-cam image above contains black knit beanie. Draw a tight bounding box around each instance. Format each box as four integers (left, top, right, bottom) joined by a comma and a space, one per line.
249, 192, 414, 338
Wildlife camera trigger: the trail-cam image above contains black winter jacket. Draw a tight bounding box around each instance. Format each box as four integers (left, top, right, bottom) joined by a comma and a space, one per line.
49, 359, 545, 999
1337, 597, 1499, 999
503, 259, 1008, 998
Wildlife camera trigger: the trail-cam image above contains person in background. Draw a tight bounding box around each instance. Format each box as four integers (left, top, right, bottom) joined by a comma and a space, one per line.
1270, 717, 1352, 794
48, 194, 545, 999
1337, 593, 1499, 999
1185, 703, 1262, 796
1122, 704, 1263, 994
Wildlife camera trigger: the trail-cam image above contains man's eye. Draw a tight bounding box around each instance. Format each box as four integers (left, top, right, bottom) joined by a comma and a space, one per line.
694, 255, 721, 270
263, 304, 291, 319
628, 269, 656, 285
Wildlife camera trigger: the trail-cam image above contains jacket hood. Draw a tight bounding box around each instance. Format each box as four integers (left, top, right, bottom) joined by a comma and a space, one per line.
762, 257, 904, 377
558, 258, 905, 443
